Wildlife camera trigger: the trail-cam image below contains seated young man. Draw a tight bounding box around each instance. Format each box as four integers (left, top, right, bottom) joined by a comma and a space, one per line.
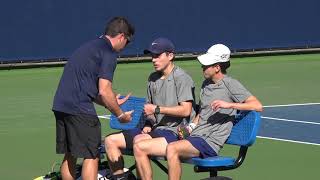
166, 44, 263, 180
104, 37, 196, 180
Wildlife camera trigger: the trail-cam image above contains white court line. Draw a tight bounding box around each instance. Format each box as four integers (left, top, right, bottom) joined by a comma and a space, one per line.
98, 115, 110, 119
261, 116, 320, 125
257, 136, 320, 146
264, 102, 320, 108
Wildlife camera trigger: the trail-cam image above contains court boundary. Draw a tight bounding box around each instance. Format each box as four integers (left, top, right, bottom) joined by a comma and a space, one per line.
264, 102, 320, 107
261, 116, 320, 125
257, 136, 320, 146
260, 103, 320, 145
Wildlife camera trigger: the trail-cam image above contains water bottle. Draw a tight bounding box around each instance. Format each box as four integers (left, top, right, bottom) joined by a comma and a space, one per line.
178, 123, 196, 139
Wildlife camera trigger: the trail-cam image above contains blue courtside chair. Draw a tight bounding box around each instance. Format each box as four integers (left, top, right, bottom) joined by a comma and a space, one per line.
109, 96, 146, 130
191, 111, 261, 179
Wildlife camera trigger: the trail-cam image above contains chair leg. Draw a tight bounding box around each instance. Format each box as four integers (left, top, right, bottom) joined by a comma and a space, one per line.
151, 159, 168, 174
210, 170, 217, 177
128, 164, 136, 171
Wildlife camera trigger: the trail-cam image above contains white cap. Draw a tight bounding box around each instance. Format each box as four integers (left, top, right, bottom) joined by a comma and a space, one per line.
197, 44, 231, 66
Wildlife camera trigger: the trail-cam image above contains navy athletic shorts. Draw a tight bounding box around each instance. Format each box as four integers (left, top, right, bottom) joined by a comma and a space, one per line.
121, 128, 179, 149
54, 111, 101, 159
185, 136, 217, 158
148, 129, 179, 143
122, 128, 142, 149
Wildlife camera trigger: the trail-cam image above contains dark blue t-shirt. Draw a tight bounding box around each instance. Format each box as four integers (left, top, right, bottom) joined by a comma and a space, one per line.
52, 36, 117, 116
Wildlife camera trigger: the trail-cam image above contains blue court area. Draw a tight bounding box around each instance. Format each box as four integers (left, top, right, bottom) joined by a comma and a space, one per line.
259, 103, 320, 145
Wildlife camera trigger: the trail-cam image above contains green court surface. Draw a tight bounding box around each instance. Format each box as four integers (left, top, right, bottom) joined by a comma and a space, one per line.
0, 54, 319, 179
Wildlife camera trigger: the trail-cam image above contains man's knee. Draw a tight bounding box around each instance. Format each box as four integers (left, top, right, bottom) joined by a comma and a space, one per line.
133, 134, 150, 144
83, 157, 99, 165
133, 134, 142, 144
166, 143, 178, 158
105, 133, 124, 149
133, 141, 145, 156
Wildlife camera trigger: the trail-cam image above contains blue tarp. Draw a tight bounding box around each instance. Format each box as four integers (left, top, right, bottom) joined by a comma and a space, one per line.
1, 0, 320, 61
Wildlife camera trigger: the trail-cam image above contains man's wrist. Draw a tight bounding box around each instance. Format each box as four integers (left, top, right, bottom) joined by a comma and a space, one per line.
228, 102, 235, 109
154, 105, 160, 114
117, 112, 125, 119
188, 123, 196, 130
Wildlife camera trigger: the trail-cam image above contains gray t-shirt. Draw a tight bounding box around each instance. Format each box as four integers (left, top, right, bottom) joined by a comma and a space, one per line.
190, 75, 252, 154
145, 66, 196, 133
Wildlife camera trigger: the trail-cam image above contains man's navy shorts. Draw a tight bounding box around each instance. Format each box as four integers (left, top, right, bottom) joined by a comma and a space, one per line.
185, 136, 217, 158
148, 129, 179, 143
120, 128, 179, 149
54, 111, 101, 159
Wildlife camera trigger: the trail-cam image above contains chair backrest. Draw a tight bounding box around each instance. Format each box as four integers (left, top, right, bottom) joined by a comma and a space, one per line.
226, 111, 261, 146
109, 96, 146, 130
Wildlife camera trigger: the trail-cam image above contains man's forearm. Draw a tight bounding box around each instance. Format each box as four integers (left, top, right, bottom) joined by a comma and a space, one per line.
230, 96, 263, 112
94, 96, 105, 106
159, 104, 192, 117
100, 89, 123, 117
191, 114, 200, 125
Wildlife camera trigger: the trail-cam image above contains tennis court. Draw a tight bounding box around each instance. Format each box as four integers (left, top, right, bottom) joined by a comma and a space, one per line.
0, 53, 319, 179
260, 104, 320, 145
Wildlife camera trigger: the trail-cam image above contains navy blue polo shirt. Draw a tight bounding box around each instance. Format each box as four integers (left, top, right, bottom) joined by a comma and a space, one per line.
52, 36, 117, 116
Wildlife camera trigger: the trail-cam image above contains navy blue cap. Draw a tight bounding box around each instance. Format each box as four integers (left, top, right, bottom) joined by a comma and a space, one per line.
144, 37, 175, 54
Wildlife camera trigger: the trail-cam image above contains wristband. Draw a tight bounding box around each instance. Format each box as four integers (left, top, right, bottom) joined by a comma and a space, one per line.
188, 123, 196, 130
117, 113, 125, 119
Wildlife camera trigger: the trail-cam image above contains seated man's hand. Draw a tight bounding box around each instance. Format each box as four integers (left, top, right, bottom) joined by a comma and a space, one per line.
116, 93, 132, 106
119, 110, 134, 123
211, 100, 232, 112
144, 103, 156, 115
142, 126, 152, 134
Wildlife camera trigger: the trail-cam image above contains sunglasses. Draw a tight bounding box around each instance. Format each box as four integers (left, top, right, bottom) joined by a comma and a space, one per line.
125, 34, 132, 45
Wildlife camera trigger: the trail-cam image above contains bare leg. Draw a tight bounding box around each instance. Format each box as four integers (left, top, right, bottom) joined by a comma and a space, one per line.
133, 133, 152, 144
133, 134, 153, 179
81, 157, 99, 180
104, 133, 127, 175
134, 137, 168, 180
166, 140, 200, 180
60, 152, 77, 180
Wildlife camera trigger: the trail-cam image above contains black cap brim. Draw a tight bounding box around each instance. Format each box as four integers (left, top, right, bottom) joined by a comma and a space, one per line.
143, 49, 152, 54
143, 49, 163, 55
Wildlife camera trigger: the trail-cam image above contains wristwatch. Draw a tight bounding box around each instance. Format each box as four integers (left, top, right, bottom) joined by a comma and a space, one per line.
155, 105, 160, 114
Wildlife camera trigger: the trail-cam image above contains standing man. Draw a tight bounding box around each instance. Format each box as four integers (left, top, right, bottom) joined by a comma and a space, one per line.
52, 17, 135, 180
166, 44, 263, 180
104, 37, 196, 180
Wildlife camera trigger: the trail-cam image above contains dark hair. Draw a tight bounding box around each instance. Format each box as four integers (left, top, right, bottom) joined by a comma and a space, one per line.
165, 52, 175, 61
104, 17, 135, 39
218, 61, 230, 74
